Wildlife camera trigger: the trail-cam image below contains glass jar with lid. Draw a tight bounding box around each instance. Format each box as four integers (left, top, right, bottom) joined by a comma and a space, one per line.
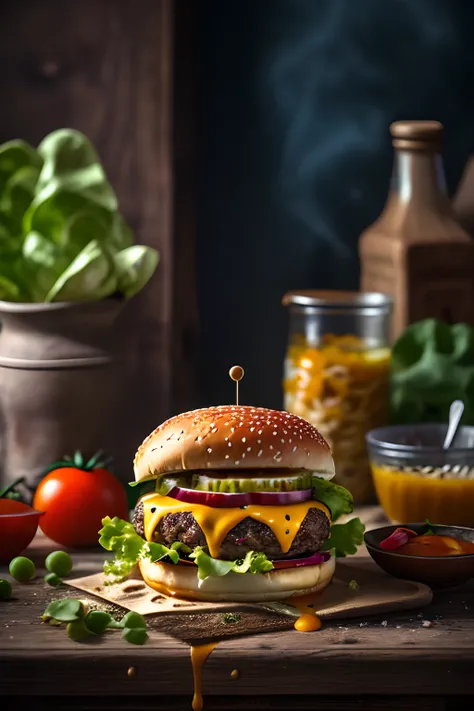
282, 291, 392, 504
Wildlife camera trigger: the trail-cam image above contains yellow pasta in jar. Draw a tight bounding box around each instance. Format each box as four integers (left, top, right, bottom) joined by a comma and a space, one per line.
283, 335, 391, 503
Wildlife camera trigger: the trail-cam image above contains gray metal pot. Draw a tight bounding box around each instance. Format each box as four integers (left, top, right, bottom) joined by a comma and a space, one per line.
0, 298, 125, 487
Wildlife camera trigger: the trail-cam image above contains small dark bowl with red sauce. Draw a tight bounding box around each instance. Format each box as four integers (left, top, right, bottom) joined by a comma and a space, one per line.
365, 523, 474, 589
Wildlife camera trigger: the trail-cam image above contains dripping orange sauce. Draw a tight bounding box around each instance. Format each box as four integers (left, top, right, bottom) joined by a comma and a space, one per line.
190, 642, 217, 711
290, 592, 323, 632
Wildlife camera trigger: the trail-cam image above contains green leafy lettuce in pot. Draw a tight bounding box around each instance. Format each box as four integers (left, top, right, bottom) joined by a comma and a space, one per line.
390, 318, 474, 424
0, 128, 159, 302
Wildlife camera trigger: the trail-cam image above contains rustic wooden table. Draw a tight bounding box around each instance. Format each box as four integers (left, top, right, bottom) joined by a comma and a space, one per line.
1, 508, 474, 711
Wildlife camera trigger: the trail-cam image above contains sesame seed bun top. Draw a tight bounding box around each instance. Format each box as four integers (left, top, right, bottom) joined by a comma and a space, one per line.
133, 405, 335, 483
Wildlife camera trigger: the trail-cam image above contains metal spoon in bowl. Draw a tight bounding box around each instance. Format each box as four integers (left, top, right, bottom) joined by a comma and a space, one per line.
443, 400, 465, 450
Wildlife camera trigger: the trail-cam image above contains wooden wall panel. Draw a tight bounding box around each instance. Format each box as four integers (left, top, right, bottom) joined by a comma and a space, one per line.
0, 0, 198, 479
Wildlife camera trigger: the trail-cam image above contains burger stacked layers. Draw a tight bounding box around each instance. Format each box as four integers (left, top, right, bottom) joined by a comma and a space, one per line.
99, 406, 365, 601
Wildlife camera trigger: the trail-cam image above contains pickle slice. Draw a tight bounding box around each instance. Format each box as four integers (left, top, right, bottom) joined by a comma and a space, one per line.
193, 472, 312, 493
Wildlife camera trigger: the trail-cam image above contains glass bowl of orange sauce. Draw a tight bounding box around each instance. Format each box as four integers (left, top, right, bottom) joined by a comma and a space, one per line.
366, 424, 474, 527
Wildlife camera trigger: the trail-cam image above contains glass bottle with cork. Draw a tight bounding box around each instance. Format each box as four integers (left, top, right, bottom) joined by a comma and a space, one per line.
359, 121, 474, 342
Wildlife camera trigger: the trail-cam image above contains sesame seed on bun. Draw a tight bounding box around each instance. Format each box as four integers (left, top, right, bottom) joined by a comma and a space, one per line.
133, 405, 335, 484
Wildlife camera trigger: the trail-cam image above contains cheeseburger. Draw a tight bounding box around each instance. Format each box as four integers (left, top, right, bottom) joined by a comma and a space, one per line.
105, 405, 364, 602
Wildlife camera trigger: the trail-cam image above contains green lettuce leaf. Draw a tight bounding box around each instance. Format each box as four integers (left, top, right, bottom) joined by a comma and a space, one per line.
0, 139, 42, 196
0, 128, 158, 303
114, 245, 160, 299
311, 476, 354, 522
322, 517, 365, 557
98, 516, 274, 583
189, 546, 274, 581
99, 516, 185, 581
36, 128, 117, 212
45, 239, 117, 302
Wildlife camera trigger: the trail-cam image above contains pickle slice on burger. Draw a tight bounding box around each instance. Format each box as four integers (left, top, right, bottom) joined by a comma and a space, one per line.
99, 405, 364, 602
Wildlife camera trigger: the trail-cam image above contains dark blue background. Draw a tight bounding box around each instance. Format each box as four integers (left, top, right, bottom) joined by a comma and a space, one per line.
196, 0, 474, 410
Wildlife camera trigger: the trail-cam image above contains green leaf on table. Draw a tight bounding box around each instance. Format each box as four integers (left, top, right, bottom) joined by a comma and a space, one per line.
85, 610, 114, 635
119, 611, 147, 630
119, 611, 148, 645
322, 518, 365, 558
122, 627, 148, 645
45, 239, 117, 302
114, 245, 159, 299
42, 598, 84, 623
67, 618, 95, 641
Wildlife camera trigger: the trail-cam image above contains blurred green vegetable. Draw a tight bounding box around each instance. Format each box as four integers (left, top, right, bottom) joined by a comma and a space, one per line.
390, 319, 474, 425
0, 129, 158, 303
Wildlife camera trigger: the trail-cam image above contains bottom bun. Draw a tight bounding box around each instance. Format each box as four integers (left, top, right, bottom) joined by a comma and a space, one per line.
138, 555, 336, 602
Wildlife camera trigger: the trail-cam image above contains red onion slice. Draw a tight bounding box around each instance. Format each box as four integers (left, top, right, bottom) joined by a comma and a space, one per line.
380, 527, 418, 551
167, 486, 313, 508
271, 551, 331, 569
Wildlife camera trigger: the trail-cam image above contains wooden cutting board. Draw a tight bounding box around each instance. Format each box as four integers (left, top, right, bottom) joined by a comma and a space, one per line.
67, 561, 433, 639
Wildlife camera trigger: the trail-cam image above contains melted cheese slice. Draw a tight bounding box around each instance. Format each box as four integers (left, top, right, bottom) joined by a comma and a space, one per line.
141, 493, 331, 559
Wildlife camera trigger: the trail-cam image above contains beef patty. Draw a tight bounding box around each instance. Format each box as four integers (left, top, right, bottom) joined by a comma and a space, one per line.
133, 502, 330, 560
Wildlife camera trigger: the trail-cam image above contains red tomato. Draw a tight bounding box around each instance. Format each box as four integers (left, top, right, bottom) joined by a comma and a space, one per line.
33, 460, 129, 547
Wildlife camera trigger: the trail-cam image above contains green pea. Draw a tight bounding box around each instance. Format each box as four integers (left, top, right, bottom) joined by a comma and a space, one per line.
45, 551, 73, 577
9, 556, 36, 583
0, 578, 12, 600
44, 572, 63, 587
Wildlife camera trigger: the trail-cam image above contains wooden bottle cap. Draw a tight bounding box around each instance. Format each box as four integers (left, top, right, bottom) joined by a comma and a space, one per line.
390, 120, 443, 151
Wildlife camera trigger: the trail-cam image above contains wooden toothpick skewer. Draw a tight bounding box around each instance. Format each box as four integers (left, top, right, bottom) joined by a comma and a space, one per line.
229, 365, 245, 405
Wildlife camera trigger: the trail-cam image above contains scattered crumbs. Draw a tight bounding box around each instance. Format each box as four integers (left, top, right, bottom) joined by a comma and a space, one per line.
359, 622, 368, 627
348, 580, 359, 591
422, 620, 433, 628
230, 669, 239, 680
381, 621, 388, 627
222, 613, 241, 625
127, 666, 136, 678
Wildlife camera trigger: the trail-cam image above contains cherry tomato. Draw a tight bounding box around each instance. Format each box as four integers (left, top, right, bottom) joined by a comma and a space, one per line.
33, 454, 129, 547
